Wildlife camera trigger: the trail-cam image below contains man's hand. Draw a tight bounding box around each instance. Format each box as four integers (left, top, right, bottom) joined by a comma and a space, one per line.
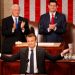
12, 23, 16, 30
49, 24, 56, 30
61, 49, 69, 57
21, 21, 25, 29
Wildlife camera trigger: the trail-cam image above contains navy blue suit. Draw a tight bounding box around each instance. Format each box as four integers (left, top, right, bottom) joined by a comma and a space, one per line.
2, 16, 30, 53
39, 12, 66, 42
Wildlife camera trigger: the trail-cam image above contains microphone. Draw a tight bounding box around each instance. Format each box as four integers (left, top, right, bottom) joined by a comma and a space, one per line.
26, 59, 29, 63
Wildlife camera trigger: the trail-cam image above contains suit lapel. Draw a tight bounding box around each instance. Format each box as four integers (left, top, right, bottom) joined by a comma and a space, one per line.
46, 13, 50, 26
55, 12, 59, 24
7, 16, 14, 28
20, 48, 28, 72
23, 48, 29, 62
18, 16, 21, 22
36, 47, 40, 70
17, 17, 21, 27
10, 16, 14, 24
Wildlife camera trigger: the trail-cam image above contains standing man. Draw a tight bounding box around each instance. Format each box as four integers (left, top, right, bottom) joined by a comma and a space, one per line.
0, 33, 69, 74
2, 4, 30, 54
39, 0, 66, 42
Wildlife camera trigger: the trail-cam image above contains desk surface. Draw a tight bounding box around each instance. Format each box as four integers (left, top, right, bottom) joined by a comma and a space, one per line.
15, 42, 62, 47
13, 42, 65, 54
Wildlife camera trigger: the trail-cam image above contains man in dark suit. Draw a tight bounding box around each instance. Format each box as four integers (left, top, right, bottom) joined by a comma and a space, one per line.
39, 0, 66, 42
0, 33, 69, 74
2, 4, 30, 54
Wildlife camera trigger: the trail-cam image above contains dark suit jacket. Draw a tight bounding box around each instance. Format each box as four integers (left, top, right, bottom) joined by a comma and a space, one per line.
2, 16, 30, 53
1, 47, 63, 74
39, 12, 67, 42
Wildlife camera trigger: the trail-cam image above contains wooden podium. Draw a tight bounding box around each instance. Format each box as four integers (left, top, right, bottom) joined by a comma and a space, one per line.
12, 42, 64, 56
0, 59, 3, 75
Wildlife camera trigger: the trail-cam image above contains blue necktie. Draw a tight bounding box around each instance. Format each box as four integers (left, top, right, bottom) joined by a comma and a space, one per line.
15, 18, 18, 29
30, 50, 34, 74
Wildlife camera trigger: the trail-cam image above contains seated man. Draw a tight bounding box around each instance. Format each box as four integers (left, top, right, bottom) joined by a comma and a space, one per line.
0, 33, 69, 74
2, 4, 30, 54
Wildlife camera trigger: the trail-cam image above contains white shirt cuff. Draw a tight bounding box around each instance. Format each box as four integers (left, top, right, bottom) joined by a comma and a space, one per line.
54, 27, 57, 31
61, 53, 64, 57
47, 28, 51, 32
0, 53, 1, 57
12, 28, 15, 33
22, 29, 25, 33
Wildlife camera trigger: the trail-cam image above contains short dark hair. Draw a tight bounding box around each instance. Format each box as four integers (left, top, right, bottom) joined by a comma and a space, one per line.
26, 33, 37, 40
49, 0, 58, 5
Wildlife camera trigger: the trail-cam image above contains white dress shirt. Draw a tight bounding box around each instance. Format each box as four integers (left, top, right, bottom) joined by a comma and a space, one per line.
12, 15, 18, 23
26, 46, 38, 73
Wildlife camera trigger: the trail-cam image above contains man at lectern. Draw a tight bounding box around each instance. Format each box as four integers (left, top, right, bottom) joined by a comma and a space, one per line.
0, 33, 69, 74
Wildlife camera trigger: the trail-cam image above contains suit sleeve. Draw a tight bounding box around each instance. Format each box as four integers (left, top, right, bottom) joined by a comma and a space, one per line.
54, 14, 67, 34
2, 18, 14, 36
21, 18, 30, 35
39, 15, 52, 35
44, 50, 64, 62
1, 52, 20, 62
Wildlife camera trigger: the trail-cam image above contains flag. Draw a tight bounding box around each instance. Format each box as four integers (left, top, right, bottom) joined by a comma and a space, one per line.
13, 0, 75, 25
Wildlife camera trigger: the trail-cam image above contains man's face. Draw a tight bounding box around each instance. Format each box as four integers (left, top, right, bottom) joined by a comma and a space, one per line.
12, 6, 20, 17
48, 2, 57, 12
27, 36, 37, 48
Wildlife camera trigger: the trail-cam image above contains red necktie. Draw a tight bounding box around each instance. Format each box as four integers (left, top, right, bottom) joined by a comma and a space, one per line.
51, 14, 55, 24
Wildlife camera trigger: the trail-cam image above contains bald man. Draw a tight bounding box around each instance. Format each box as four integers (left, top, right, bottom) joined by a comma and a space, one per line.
2, 4, 30, 54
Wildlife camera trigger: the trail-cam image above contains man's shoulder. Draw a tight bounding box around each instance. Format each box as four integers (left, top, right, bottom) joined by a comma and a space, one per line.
41, 13, 49, 17
36, 47, 45, 51
56, 12, 66, 17
19, 16, 28, 22
40, 13, 49, 20
20, 47, 28, 52
2, 16, 12, 21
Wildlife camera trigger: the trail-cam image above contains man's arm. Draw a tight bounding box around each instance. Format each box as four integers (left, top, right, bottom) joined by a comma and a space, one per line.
2, 18, 15, 36
54, 14, 67, 34
45, 48, 69, 61
45, 52, 63, 62
39, 15, 52, 35
20, 18, 30, 35
0, 52, 20, 62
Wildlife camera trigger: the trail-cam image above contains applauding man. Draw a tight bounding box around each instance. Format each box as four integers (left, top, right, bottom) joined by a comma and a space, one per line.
39, 0, 66, 42
0, 33, 69, 74
2, 4, 30, 54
